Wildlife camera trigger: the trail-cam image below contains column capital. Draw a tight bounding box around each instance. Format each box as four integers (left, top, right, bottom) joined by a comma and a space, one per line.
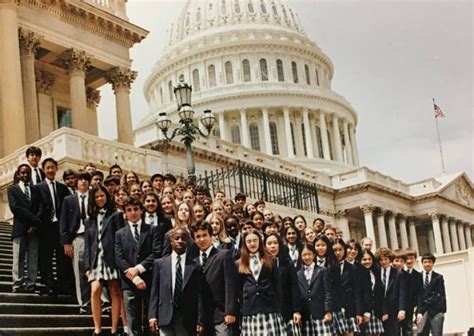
106, 66, 137, 91
407, 216, 416, 223
430, 212, 441, 221
261, 106, 268, 112
86, 87, 101, 108
361, 204, 375, 214
18, 28, 41, 56
335, 210, 347, 218
396, 213, 406, 220
58, 48, 91, 74
239, 107, 246, 114
35, 69, 56, 94
448, 216, 456, 223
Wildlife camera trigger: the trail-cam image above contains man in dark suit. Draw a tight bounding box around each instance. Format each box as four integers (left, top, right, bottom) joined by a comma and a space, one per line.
8, 164, 41, 293
148, 228, 204, 336
192, 222, 238, 336
34, 157, 73, 295
375, 247, 407, 336
402, 248, 423, 336
115, 197, 160, 336
26, 146, 45, 186
416, 253, 446, 336
60, 170, 91, 313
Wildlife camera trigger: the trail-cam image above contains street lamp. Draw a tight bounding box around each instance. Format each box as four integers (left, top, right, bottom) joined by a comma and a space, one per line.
156, 79, 216, 183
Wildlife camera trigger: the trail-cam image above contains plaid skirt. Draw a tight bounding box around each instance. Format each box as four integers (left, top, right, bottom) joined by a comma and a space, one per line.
345, 316, 361, 333
88, 247, 118, 282
331, 310, 349, 334
285, 319, 302, 336
303, 316, 332, 336
363, 313, 384, 334
241, 313, 286, 336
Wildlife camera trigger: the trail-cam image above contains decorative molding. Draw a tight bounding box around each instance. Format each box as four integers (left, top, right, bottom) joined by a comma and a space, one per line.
106, 66, 137, 91
430, 212, 440, 221
35, 69, 56, 94
58, 48, 91, 74
18, 27, 41, 56
361, 204, 375, 215
86, 87, 101, 108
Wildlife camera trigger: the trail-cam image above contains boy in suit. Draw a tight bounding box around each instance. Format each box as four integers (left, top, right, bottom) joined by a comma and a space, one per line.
402, 248, 422, 336
416, 253, 446, 336
115, 197, 160, 336
148, 228, 205, 336
60, 170, 91, 314
192, 222, 238, 336
8, 164, 41, 293
26, 146, 44, 186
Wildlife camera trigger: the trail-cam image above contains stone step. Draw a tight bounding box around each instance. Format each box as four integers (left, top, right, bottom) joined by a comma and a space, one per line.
0, 292, 76, 304
0, 314, 111, 328
0, 327, 112, 336
0, 302, 79, 315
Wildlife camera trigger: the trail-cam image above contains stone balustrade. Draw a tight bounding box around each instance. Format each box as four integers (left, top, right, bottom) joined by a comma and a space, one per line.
84, 0, 128, 19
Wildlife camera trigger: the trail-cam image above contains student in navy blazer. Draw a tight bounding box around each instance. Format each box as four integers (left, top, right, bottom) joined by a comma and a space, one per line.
148, 228, 205, 336
8, 164, 41, 293
115, 197, 160, 336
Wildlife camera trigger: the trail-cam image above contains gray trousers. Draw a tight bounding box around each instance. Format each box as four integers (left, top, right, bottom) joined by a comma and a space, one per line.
123, 288, 148, 336
420, 313, 444, 336
12, 234, 38, 289
214, 321, 232, 336
72, 234, 90, 308
159, 311, 189, 336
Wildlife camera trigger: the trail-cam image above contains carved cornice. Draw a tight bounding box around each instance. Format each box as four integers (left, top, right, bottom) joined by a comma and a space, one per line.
18, 27, 41, 56
58, 48, 91, 74
429, 212, 440, 221
86, 87, 101, 108
35, 69, 56, 94
106, 66, 137, 91
361, 204, 375, 215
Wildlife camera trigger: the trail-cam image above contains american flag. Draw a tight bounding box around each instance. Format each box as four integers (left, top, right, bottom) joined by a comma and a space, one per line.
433, 102, 445, 118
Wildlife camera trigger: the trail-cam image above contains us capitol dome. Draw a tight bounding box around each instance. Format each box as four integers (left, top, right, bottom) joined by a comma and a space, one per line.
135, 0, 359, 174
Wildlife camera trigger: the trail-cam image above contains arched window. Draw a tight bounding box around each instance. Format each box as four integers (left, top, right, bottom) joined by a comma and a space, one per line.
234, 0, 241, 13
192, 69, 200, 92
269, 122, 279, 155
315, 125, 323, 158
260, 0, 267, 14
196, 8, 202, 22
208, 65, 216, 87
185, 12, 190, 28
242, 59, 251, 82
159, 87, 163, 105
276, 59, 284, 82
290, 122, 296, 155
301, 123, 307, 156
249, 123, 260, 151
272, 3, 278, 16
231, 125, 241, 144
315, 68, 320, 86
179, 74, 185, 82
305, 64, 311, 85
225, 61, 234, 84
260, 58, 268, 81
291, 61, 298, 83
248, 1, 254, 13
327, 129, 333, 160
168, 80, 173, 101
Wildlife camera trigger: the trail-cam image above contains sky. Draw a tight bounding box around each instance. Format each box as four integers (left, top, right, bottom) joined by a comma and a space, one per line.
97, 0, 473, 183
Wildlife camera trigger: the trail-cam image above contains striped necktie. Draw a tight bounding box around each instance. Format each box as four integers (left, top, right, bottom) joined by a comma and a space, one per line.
174, 254, 183, 308
24, 184, 31, 202
382, 268, 387, 292
132, 224, 140, 248
201, 251, 208, 267
424, 272, 429, 289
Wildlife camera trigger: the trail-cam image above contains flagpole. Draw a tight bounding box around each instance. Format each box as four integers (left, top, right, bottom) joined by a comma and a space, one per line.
433, 98, 446, 174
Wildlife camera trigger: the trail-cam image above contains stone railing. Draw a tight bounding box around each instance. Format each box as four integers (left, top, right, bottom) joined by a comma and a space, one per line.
331, 167, 410, 193
83, 0, 128, 19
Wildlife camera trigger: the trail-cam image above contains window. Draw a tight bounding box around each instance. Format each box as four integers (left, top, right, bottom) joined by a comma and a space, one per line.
272, 3, 278, 16
234, 0, 241, 13
315, 126, 323, 158
301, 123, 307, 156
260, 0, 267, 14
225, 61, 234, 84
179, 74, 184, 82
305, 64, 311, 85
269, 122, 280, 155
185, 12, 190, 28
315, 68, 320, 86
159, 87, 163, 105
208, 65, 216, 87
291, 61, 298, 83
260, 58, 268, 81
168, 80, 173, 101
248, 1, 254, 13
221, 0, 227, 15
249, 123, 260, 151
276, 59, 284, 82
192, 69, 200, 92
196, 8, 201, 22
242, 59, 251, 82
327, 129, 333, 160
231, 125, 241, 144
290, 122, 296, 155
57, 106, 71, 128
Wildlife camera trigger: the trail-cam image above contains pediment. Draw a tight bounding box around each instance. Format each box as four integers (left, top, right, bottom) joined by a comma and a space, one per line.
439, 175, 474, 208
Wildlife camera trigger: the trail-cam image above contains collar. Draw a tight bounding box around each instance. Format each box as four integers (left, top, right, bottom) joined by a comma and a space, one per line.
45, 178, 55, 184
129, 219, 142, 227
346, 259, 355, 265
19, 181, 28, 188
172, 250, 186, 260
78, 191, 88, 197
203, 245, 213, 257
98, 208, 107, 215
317, 257, 325, 264
304, 262, 315, 271
250, 252, 260, 260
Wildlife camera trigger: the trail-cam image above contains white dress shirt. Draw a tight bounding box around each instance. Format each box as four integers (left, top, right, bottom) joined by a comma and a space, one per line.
423, 270, 432, 284
29, 165, 42, 186
77, 191, 88, 234
18, 180, 28, 195
304, 262, 315, 283
45, 178, 58, 222
381, 266, 391, 293
145, 212, 157, 226
250, 252, 262, 280
171, 251, 186, 295
200, 245, 213, 265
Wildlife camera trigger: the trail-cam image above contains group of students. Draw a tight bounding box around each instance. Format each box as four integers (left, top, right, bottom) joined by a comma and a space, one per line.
8, 146, 447, 336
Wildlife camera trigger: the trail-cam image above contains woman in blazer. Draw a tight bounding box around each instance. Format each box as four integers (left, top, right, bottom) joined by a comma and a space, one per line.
206, 212, 234, 251
360, 250, 384, 336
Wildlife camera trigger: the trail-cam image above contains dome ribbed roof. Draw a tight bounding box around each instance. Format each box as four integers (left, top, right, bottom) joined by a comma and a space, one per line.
167, 0, 305, 47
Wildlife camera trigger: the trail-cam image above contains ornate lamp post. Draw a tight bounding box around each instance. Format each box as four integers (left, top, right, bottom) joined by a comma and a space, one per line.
156, 79, 216, 183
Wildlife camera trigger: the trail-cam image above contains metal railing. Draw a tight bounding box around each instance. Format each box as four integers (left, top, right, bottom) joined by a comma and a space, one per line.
197, 161, 320, 213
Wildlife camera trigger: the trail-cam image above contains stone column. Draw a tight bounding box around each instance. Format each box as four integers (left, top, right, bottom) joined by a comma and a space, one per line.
398, 214, 409, 248
465, 223, 472, 248
457, 221, 466, 250
35, 69, 56, 137
218, 111, 227, 141
283, 107, 294, 158
387, 212, 399, 249
376, 209, 388, 248
427, 227, 435, 253
361, 204, 376, 250
449, 217, 459, 252
348, 124, 359, 166
441, 216, 452, 253
262, 107, 272, 155
106, 67, 137, 145
331, 115, 343, 162
335, 210, 350, 240
342, 120, 353, 165
0, 1, 26, 154
240, 108, 249, 147
430, 213, 444, 255
59, 48, 90, 133
302, 108, 314, 159
408, 217, 419, 253
19, 28, 41, 143
86, 87, 101, 136
319, 111, 331, 160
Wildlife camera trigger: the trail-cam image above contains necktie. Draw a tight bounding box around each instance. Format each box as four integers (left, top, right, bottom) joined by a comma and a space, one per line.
80, 195, 86, 223
318, 258, 324, 266
382, 268, 387, 292
24, 184, 31, 202
251, 255, 261, 279
174, 254, 183, 308
340, 261, 344, 275
304, 265, 312, 284
424, 272, 429, 289
148, 214, 154, 225
35, 169, 41, 184
51, 181, 57, 214
132, 224, 140, 248
201, 252, 208, 267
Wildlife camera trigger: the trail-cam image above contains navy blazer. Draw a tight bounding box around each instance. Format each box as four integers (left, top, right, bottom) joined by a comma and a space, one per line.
148, 254, 204, 333
276, 257, 302, 321
59, 193, 85, 245
364, 269, 385, 318
34, 180, 69, 229
83, 209, 119, 272
297, 265, 333, 321
115, 222, 160, 290
405, 269, 422, 310
193, 247, 239, 325
340, 261, 366, 317
417, 271, 446, 316
382, 267, 407, 316
7, 184, 41, 239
